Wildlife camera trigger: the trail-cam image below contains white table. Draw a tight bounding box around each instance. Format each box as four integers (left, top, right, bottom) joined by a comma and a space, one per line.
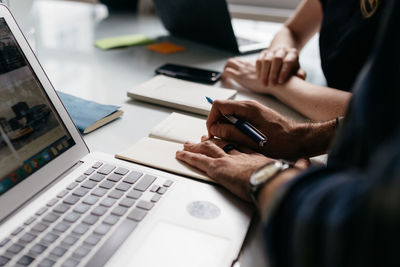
12, 1, 324, 266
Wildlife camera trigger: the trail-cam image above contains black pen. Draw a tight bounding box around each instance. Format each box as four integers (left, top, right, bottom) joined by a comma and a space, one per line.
206, 97, 267, 147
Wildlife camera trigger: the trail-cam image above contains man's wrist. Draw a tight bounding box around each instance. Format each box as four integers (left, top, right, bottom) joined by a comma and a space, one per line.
257, 167, 301, 215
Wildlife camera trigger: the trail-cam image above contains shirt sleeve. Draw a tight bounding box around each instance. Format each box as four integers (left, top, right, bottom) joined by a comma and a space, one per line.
262, 135, 400, 267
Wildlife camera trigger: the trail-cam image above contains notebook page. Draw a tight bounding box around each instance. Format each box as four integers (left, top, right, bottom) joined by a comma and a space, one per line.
149, 113, 208, 144
115, 137, 214, 183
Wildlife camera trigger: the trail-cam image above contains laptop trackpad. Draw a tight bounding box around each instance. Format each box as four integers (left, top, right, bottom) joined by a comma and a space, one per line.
126, 222, 231, 267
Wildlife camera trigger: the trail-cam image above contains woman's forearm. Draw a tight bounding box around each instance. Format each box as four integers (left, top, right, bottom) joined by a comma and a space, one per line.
270, 77, 352, 121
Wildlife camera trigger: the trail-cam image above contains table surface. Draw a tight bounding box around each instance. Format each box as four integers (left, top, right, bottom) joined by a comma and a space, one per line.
11, 1, 324, 266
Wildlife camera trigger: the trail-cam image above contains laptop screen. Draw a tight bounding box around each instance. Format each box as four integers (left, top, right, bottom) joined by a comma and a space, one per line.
0, 18, 75, 196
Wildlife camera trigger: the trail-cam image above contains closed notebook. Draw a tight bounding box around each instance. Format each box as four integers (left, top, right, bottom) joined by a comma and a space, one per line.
58, 91, 123, 134
127, 75, 237, 116
115, 112, 214, 183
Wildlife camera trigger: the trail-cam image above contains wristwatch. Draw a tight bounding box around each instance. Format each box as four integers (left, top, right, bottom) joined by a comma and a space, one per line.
249, 160, 292, 207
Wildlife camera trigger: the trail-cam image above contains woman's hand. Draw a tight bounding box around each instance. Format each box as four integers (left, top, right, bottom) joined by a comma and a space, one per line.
256, 47, 306, 86
176, 137, 274, 202
206, 99, 308, 159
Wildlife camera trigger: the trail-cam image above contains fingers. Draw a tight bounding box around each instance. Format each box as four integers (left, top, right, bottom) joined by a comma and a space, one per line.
176, 150, 213, 173
296, 68, 307, 80
259, 52, 273, 84
208, 122, 255, 149
268, 48, 286, 86
183, 140, 226, 158
221, 67, 240, 81
278, 49, 299, 84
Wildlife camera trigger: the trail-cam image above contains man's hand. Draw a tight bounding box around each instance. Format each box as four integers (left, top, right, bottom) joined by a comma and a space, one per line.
206, 99, 310, 159
256, 47, 306, 86
176, 138, 273, 202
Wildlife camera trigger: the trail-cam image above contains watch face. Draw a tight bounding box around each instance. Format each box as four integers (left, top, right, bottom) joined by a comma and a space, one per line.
250, 162, 281, 186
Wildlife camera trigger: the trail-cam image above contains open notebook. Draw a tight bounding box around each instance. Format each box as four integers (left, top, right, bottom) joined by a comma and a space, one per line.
115, 112, 214, 183
127, 75, 237, 116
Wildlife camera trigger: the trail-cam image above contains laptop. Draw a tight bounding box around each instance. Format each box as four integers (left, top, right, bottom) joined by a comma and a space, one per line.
152, 0, 278, 54
0, 5, 252, 267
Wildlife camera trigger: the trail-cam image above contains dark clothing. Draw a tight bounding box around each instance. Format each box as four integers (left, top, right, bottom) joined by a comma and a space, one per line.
264, 1, 400, 267
319, 0, 384, 91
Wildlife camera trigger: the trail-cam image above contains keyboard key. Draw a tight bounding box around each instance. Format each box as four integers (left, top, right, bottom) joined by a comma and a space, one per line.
137, 200, 154, 211
108, 189, 123, 199
150, 185, 160, 192
50, 246, 67, 257
38, 258, 55, 267
64, 212, 81, 223
99, 180, 115, 190
46, 198, 58, 207
32, 222, 48, 233
72, 187, 89, 197
123, 171, 142, 184
127, 208, 147, 222
91, 206, 108, 217
43, 213, 60, 223
90, 173, 106, 182
11, 226, 24, 236
36, 207, 48, 216
57, 190, 68, 198
62, 258, 79, 267
97, 164, 115, 175
30, 244, 47, 255
67, 182, 78, 190
91, 188, 107, 197
99, 198, 116, 208
107, 173, 123, 183
114, 167, 129, 176
50, 246, 67, 258
94, 224, 111, 236
83, 195, 99, 205
119, 198, 135, 208
86, 220, 137, 267
75, 175, 86, 183
73, 224, 89, 236
126, 190, 142, 200
73, 203, 90, 214
63, 195, 80, 205
84, 234, 101, 246
157, 187, 167, 195
0, 256, 10, 266
0, 238, 10, 247
82, 215, 99, 225
54, 222, 71, 233
134, 175, 156, 192
84, 168, 95, 175
103, 215, 119, 226
115, 182, 131, 192
73, 246, 90, 259
19, 232, 37, 243
163, 180, 174, 187
42, 233, 59, 243
151, 194, 161, 202
62, 235, 78, 247
17, 255, 34, 266
92, 162, 103, 169
53, 203, 70, 214
24, 216, 36, 226
111, 206, 128, 217
81, 180, 97, 189
7, 243, 24, 254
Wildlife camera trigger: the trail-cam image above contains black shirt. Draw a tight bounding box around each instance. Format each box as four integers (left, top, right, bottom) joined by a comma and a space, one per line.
319, 0, 384, 91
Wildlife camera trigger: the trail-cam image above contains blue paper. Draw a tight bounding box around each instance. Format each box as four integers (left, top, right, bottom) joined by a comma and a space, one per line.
57, 91, 120, 134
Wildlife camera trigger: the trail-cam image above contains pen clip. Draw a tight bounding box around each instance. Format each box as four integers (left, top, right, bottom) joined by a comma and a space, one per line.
245, 121, 266, 139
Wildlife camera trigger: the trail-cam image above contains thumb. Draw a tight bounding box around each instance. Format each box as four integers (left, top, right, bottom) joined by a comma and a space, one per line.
295, 69, 307, 80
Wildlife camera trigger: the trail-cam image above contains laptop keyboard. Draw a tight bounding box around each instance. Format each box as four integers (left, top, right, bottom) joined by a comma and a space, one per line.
0, 161, 173, 267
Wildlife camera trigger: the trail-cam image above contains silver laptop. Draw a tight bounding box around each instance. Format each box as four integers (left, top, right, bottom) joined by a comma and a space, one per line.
0, 5, 252, 267
152, 0, 277, 54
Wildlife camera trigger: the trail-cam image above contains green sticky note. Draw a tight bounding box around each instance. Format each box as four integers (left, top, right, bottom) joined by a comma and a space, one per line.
95, 34, 155, 50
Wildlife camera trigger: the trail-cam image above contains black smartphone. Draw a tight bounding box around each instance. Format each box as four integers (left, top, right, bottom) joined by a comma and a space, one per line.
155, 63, 222, 84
